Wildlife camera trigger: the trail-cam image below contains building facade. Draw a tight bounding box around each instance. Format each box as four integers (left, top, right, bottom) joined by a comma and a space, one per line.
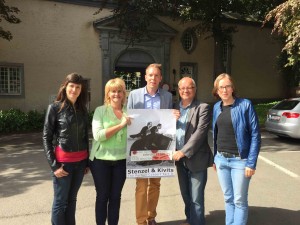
0, 0, 285, 112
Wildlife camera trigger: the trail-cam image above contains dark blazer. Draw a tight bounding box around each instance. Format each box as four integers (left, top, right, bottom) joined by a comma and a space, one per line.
175, 99, 213, 172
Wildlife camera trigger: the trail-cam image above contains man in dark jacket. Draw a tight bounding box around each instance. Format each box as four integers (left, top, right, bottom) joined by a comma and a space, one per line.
173, 77, 213, 225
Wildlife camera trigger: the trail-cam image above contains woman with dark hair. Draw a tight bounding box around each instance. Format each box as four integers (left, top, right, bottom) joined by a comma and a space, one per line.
89, 78, 131, 225
43, 73, 89, 225
212, 73, 261, 225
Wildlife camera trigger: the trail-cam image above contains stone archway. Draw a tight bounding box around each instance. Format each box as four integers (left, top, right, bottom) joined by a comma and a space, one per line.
93, 16, 177, 96
115, 49, 154, 68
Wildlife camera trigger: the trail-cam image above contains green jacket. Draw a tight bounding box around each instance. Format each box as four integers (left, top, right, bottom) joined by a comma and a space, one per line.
89, 105, 127, 161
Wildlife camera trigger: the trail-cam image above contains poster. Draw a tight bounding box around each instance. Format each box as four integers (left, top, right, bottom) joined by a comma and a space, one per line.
126, 109, 176, 178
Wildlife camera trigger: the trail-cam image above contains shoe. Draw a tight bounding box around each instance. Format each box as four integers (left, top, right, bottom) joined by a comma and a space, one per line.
148, 220, 158, 225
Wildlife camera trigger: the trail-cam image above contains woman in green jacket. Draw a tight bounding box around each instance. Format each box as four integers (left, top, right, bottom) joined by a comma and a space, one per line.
89, 78, 131, 225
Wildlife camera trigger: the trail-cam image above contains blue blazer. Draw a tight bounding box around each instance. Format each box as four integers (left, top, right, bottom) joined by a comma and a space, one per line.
127, 87, 173, 109
212, 98, 261, 169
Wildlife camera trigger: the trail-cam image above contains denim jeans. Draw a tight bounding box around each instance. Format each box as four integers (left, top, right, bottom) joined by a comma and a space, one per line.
51, 159, 87, 225
214, 152, 251, 225
176, 160, 207, 225
90, 159, 126, 225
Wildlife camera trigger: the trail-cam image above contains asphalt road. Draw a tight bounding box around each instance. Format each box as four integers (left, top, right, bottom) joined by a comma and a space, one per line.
0, 130, 299, 225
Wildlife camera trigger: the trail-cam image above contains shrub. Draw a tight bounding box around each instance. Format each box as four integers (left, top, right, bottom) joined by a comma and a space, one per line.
0, 103, 277, 133
27, 110, 46, 130
0, 109, 45, 133
254, 101, 279, 127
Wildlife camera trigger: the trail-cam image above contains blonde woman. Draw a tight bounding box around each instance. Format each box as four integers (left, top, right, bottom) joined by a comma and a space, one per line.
89, 78, 131, 225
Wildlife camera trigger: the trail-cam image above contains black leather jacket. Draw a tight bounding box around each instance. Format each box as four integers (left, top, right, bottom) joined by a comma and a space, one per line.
43, 101, 89, 171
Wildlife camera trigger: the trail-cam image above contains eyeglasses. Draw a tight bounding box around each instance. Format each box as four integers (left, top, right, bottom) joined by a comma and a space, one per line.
218, 85, 232, 91
179, 86, 195, 91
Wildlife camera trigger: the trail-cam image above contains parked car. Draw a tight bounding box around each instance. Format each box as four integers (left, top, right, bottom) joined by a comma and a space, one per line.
265, 98, 300, 139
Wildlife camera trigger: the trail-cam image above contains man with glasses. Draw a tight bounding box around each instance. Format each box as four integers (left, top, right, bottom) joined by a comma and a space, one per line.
173, 77, 213, 225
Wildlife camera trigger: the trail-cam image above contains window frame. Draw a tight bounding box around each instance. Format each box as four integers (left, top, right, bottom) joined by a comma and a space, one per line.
180, 62, 198, 80
222, 40, 232, 74
181, 28, 197, 54
0, 62, 24, 97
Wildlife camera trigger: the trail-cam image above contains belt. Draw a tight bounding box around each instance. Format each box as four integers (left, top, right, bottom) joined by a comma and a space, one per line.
218, 151, 239, 158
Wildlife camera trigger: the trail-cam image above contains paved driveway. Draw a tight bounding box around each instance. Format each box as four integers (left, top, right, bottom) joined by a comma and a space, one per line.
0, 131, 299, 225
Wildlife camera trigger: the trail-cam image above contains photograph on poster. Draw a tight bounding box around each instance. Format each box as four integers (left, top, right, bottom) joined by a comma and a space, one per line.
126, 109, 176, 178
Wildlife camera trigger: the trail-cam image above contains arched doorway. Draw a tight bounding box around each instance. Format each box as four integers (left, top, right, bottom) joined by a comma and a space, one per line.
94, 16, 177, 102
114, 49, 155, 91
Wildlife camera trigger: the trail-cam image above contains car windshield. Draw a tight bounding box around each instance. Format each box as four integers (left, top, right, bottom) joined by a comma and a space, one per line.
272, 100, 299, 110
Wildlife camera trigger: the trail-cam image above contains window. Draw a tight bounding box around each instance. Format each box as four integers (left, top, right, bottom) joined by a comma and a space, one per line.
122, 72, 141, 91
178, 63, 198, 96
181, 28, 197, 54
124, 72, 141, 91
114, 71, 142, 91
180, 65, 193, 77
273, 100, 299, 110
222, 40, 231, 73
0, 63, 23, 96
180, 63, 198, 80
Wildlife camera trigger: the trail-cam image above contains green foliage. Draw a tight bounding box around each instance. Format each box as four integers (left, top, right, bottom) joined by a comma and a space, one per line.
0, 109, 45, 133
27, 110, 46, 130
0, 0, 21, 40
254, 101, 279, 127
277, 50, 300, 87
264, 0, 300, 69
0, 109, 94, 133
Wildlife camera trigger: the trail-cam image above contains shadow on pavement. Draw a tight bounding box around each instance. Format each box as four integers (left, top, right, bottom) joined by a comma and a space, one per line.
207, 206, 300, 225
261, 133, 300, 152
0, 132, 49, 197
248, 207, 300, 225
160, 206, 300, 225
0, 132, 94, 198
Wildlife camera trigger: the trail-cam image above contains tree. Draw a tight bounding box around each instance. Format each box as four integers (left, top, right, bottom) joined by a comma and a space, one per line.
100, 0, 283, 76
264, 0, 300, 87
0, 0, 21, 41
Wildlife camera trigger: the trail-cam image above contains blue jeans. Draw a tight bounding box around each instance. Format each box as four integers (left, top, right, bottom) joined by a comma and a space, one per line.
90, 159, 126, 225
176, 160, 207, 225
51, 159, 87, 225
214, 152, 251, 225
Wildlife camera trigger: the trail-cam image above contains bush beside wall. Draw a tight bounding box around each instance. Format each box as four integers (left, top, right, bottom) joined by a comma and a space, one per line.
254, 101, 279, 127
0, 109, 45, 133
0, 109, 94, 134
0, 103, 277, 134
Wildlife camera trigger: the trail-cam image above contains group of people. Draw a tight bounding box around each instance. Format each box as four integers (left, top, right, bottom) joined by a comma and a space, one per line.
43, 63, 261, 225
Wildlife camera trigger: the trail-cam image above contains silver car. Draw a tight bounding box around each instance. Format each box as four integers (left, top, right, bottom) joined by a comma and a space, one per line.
265, 97, 300, 139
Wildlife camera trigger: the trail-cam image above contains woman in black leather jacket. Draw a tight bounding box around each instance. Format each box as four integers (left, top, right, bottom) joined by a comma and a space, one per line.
43, 73, 89, 225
